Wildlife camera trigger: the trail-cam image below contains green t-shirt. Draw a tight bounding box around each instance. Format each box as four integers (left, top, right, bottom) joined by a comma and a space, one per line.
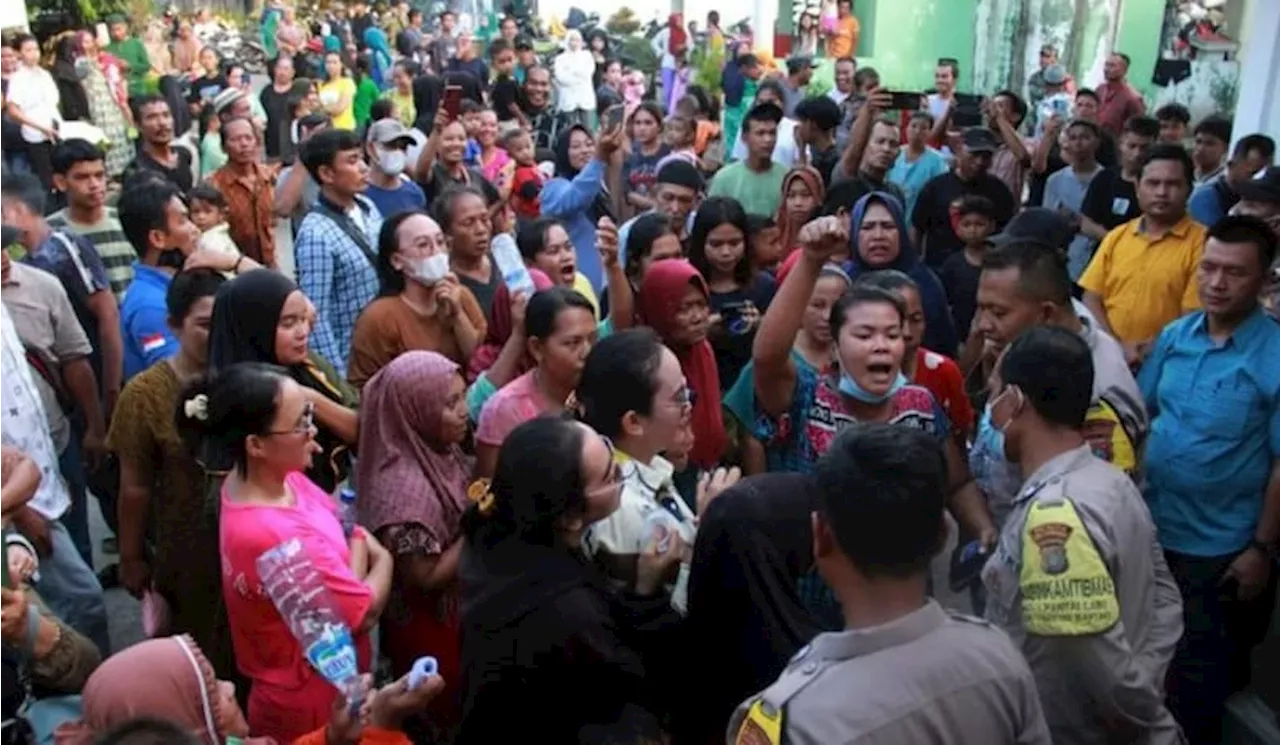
107, 37, 150, 93
707, 160, 788, 217
353, 77, 381, 129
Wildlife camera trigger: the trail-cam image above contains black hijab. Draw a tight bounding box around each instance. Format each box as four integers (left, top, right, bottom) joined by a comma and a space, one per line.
677, 473, 826, 744
553, 124, 614, 225
207, 270, 353, 490
411, 72, 443, 133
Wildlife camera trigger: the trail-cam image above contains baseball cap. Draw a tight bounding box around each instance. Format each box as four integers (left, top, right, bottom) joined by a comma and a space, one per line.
514, 35, 534, 50
212, 87, 246, 116
367, 118, 426, 149
1043, 64, 1067, 85
961, 127, 1001, 154
786, 55, 819, 74
1236, 166, 1280, 204
989, 208, 1074, 250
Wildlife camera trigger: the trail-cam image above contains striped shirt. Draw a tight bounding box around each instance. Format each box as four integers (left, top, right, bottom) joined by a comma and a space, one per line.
47, 207, 135, 303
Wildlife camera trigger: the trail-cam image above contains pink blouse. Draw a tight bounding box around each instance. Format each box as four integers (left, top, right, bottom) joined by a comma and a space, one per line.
475, 369, 552, 448
219, 472, 373, 743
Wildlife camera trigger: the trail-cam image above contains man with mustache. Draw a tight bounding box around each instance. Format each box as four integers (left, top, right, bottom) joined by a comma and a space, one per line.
122, 96, 194, 194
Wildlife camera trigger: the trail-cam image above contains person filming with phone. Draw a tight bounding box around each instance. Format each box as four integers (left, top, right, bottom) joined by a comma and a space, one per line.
978, 325, 1183, 745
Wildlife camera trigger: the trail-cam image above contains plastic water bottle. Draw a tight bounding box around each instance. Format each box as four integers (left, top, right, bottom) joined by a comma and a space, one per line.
256, 539, 365, 711
491, 233, 536, 298
337, 488, 358, 538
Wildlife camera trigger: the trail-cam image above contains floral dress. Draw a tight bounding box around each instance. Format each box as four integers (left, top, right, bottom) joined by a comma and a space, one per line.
82, 59, 131, 177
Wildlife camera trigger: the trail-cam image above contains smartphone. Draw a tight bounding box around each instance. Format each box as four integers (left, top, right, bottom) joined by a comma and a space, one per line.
948, 539, 990, 592
603, 104, 625, 132
886, 90, 923, 111
719, 301, 753, 336
443, 85, 463, 120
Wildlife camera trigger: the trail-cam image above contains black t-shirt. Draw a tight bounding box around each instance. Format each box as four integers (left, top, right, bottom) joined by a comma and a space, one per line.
1080, 167, 1142, 231
260, 83, 299, 161
420, 164, 501, 211
124, 148, 194, 193
188, 74, 227, 106
912, 172, 1016, 267
446, 58, 490, 94
708, 272, 778, 392
937, 250, 983, 336
491, 75, 522, 122
459, 258, 503, 323
810, 144, 840, 187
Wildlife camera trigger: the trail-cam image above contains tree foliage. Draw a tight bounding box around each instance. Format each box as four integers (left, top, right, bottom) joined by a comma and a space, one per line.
605, 8, 641, 36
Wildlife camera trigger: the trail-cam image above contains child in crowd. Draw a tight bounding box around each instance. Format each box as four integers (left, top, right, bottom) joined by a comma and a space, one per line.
460, 98, 485, 165
656, 114, 698, 172
937, 194, 998, 337
504, 128, 545, 219
746, 214, 783, 273
188, 183, 243, 277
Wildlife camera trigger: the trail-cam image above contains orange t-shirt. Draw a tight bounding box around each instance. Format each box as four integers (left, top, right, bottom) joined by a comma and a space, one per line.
347, 292, 488, 388
827, 15, 860, 58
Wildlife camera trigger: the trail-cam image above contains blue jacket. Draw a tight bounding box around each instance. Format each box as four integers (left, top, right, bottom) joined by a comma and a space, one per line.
540, 158, 607, 291
845, 192, 960, 356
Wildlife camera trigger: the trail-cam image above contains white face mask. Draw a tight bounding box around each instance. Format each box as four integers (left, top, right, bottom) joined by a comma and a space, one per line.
409, 252, 450, 285
377, 147, 408, 176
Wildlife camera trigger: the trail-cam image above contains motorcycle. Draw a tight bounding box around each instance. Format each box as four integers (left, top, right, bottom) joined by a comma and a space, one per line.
209, 25, 269, 75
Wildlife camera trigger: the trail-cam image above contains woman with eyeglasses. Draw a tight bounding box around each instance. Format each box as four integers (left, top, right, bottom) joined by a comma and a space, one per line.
456, 416, 683, 744
207, 270, 360, 494
174, 362, 393, 743
576, 329, 740, 612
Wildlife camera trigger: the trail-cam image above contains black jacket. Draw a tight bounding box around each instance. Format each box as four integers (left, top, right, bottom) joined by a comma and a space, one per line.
456, 540, 681, 743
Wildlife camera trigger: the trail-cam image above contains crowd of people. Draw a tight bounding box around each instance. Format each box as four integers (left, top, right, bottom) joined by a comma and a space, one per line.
2, 2, 1280, 744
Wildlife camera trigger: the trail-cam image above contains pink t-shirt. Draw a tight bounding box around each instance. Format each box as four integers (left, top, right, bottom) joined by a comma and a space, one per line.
475, 369, 552, 447
220, 472, 373, 743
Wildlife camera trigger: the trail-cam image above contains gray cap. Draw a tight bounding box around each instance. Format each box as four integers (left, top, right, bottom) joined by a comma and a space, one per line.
367, 118, 426, 148
1237, 166, 1280, 204
961, 126, 1001, 154
786, 55, 819, 74
212, 87, 246, 115
1043, 64, 1067, 85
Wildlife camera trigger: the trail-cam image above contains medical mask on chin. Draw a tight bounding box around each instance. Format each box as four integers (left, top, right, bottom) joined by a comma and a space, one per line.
834, 353, 907, 404
377, 148, 408, 176
409, 253, 450, 285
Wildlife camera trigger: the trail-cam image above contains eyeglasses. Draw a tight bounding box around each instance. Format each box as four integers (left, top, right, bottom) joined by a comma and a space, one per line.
267, 401, 315, 436
673, 384, 696, 408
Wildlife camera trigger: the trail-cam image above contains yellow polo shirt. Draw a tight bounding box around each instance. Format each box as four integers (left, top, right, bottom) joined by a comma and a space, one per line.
1078, 215, 1205, 344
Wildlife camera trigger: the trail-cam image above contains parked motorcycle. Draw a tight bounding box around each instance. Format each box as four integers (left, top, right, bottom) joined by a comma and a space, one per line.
209, 26, 269, 75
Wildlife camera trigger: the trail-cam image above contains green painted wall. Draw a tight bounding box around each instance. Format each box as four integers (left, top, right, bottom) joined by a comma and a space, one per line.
848, 0, 979, 91
1115, 0, 1168, 100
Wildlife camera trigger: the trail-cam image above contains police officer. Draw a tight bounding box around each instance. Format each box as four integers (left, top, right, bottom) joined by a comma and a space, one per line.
980, 326, 1184, 744
730, 424, 1050, 745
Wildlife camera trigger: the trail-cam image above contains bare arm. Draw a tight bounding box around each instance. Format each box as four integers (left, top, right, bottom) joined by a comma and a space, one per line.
1, 446, 41, 514
274, 163, 311, 217
306, 389, 359, 445
397, 538, 463, 592
85, 291, 123, 417
450, 310, 482, 361
116, 457, 153, 597
945, 437, 997, 545
62, 358, 106, 450
413, 119, 445, 183
1032, 120, 1060, 174
837, 89, 888, 181
1080, 214, 1110, 241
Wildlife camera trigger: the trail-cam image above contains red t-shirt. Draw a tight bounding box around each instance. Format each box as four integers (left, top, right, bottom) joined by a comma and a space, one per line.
912, 347, 975, 440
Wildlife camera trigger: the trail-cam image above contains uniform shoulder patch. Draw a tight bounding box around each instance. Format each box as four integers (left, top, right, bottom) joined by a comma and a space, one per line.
1019, 498, 1120, 636
734, 699, 784, 745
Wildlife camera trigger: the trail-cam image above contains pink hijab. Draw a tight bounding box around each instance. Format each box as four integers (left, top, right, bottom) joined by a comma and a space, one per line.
355, 351, 473, 549
55, 635, 262, 745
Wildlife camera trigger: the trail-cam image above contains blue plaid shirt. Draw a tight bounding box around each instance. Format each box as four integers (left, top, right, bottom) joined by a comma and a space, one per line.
294, 194, 382, 372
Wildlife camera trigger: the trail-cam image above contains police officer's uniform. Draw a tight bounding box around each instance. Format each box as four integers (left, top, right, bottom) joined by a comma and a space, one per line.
727, 600, 1051, 745
982, 444, 1185, 744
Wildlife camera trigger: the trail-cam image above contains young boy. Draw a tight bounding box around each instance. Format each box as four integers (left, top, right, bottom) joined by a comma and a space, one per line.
504, 128, 545, 219
459, 98, 485, 165
937, 194, 997, 337
1155, 103, 1191, 146
746, 214, 783, 272
188, 184, 243, 277
489, 38, 522, 123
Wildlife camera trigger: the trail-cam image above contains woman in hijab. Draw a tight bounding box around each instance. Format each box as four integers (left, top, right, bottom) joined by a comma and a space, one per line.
173, 20, 204, 77
55, 635, 255, 745
411, 72, 443, 134
54, 634, 441, 745
677, 473, 830, 744
638, 259, 727, 469
844, 191, 958, 355
539, 124, 617, 293
207, 270, 358, 494
362, 26, 393, 90
457, 417, 683, 745
776, 166, 825, 259
50, 35, 90, 123
356, 352, 472, 737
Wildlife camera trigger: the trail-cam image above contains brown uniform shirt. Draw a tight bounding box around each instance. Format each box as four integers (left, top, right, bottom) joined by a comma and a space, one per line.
347, 292, 486, 388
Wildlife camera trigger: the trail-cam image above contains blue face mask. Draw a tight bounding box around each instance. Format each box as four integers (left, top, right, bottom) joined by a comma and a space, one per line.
969, 392, 1023, 525
838, 370, 908, 404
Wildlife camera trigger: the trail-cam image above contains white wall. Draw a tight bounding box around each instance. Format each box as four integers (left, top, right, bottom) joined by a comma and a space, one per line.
0, 0, 29, 32
1232, 0, 1280, 144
